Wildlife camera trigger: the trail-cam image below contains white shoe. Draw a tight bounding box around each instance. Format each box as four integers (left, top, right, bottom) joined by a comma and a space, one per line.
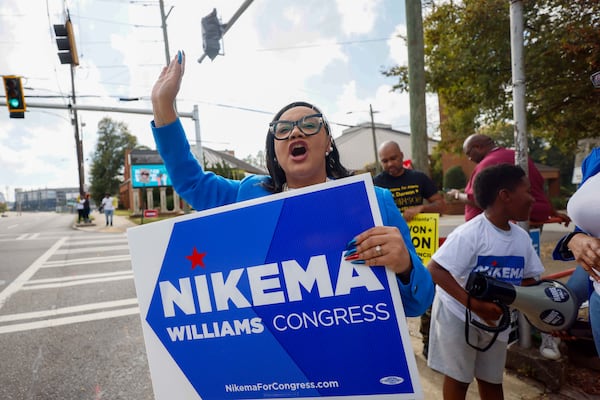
539, 333, 561, 360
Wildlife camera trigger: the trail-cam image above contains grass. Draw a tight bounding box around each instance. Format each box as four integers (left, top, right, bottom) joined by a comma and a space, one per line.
118, 209, 182, 225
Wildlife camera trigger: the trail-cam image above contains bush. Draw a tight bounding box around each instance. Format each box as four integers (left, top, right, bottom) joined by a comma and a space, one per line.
443, 166, 467, 190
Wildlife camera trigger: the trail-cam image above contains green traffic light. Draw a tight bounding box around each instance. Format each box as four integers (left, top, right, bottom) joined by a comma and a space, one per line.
9, 98, 21, 108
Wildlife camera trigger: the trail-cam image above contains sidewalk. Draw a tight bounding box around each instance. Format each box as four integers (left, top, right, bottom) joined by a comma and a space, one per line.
72, 212, 136, 233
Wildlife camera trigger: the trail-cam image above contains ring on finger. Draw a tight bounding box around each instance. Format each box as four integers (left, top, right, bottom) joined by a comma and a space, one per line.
375, 244, 382, 256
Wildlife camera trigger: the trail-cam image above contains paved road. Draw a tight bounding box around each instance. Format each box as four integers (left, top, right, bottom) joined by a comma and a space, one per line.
0, 211, 152, 399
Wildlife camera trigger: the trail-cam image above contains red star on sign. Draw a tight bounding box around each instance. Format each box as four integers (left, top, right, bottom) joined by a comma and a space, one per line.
186, 247, 207, 269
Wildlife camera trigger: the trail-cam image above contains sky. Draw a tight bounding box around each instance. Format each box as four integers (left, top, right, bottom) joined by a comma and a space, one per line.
0, 0, 440, 201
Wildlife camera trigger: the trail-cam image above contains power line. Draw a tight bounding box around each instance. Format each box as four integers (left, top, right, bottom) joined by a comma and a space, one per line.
256, 37, 400, 52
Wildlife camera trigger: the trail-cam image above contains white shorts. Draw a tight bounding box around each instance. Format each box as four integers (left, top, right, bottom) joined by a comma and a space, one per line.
426, 295, 507, 384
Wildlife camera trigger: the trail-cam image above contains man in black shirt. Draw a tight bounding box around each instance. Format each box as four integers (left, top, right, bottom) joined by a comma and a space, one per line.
373, 140, 445, 360
373, 141, 445, 222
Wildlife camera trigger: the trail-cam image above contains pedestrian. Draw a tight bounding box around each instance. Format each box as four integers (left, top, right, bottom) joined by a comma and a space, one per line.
448, 133, 570, 359
553, 146, 600, 354
448, 134, 570, 227
427, 163, 545, 400
373, 140, 446, 359
149, 50, 434, 317
374, 140, 446, 223
83, 193, 91, 223
100, 193, 114, 226
76, 195, 85, 223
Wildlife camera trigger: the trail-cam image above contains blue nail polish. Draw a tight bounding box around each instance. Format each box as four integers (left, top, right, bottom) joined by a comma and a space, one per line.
177, 50, 182, 64
350, 259, 366, 265
346, 237, 357, 250
343, 248, 357, 257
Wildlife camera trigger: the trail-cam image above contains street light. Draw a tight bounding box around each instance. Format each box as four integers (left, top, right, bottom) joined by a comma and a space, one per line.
347, 104, 380, 174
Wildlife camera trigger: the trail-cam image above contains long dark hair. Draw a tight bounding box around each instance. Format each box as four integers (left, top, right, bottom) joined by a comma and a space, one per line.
263, 101, 351, 193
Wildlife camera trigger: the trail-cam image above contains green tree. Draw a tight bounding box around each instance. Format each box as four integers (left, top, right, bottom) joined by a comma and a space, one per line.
243, 150, 266, 170
384, 0, 600, 155
204, 160, 245, 180
89, 117, 138, 206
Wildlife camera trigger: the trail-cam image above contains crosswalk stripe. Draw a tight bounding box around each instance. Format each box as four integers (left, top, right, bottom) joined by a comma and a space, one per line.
0, 307, 140, 334
0, 298, 139, 323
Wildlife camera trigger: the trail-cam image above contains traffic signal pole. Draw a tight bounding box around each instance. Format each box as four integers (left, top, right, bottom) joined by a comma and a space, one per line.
70, 64, 85, 196
197, 0, 254, 64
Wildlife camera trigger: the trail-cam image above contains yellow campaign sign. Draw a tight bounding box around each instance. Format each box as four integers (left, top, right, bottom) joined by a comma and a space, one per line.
407, 213, 439, 264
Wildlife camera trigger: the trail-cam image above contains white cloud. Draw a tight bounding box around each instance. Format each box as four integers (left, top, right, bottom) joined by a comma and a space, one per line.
336, 0, 383, 35
388, 24, 408, 66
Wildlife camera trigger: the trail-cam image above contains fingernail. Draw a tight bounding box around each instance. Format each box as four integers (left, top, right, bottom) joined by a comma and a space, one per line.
350, 259, 366, 265
177, 50, 182, 64
343, 248, 357, 257
346, 237, 357, 250
344, 254, 360, 261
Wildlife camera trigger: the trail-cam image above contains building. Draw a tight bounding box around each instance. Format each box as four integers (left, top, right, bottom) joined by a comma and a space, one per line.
334, 122, 439, 172
13, 187, 81, 212
120, 147, 266, 215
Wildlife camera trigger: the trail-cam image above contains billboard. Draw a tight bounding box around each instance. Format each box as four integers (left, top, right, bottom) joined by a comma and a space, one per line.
132, 164, 170, 188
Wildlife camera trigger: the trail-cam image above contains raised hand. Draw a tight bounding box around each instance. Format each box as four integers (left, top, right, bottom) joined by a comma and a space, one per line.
151, 50, 186, 127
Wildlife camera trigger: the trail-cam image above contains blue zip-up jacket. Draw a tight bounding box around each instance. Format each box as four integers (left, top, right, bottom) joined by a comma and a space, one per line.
151, 118, 434, 317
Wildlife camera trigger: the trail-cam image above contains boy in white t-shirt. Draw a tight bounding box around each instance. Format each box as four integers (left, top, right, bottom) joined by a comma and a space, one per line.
427, 164, 544, 400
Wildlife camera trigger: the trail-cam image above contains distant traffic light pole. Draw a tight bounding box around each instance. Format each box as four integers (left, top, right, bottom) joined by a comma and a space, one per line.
54, 14, 85, 196
197, 0, 254, 64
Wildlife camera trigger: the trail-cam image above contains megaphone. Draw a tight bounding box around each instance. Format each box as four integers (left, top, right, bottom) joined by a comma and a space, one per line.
466, 272, 578, 333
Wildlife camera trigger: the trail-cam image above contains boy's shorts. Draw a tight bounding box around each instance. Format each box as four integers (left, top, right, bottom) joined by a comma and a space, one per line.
427, 295, 507, 384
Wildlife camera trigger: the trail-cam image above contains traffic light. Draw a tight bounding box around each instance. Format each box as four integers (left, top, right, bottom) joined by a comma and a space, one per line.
201, 8, 223, 60
53, 19, 79, 66
2, 75, 26, 118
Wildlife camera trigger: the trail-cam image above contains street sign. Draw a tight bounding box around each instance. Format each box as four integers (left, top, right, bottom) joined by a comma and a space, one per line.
128, 174, 422, 399
144, 209, 159, 218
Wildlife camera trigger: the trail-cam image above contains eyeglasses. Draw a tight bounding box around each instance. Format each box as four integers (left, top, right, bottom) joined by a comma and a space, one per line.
269, 113, 324, 140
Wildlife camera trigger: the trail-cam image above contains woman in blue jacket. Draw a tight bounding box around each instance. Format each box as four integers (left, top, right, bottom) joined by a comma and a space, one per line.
553, 147, 600, 352
149, 50, 433, 318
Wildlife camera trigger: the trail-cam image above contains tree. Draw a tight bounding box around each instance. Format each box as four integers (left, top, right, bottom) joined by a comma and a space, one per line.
89, 117, 138, 207
204, 160, 245, 180
242, 150, 266, 170
383, 0, 600, 155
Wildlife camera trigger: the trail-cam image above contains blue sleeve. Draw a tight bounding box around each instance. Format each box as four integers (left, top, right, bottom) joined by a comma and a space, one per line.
151, 119, 242, 210
375, 187, 434, 317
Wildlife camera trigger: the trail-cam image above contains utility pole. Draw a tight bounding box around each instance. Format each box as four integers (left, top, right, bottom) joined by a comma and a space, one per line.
510, 0, 531, 349
53, 12, 85, 196
369, 104, 380, 174
158, 0, 173, 66
70, 64, 85, 196
405, 0, 428, 175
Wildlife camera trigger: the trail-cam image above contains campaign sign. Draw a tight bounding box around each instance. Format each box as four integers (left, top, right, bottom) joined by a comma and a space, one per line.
128, 174, 422, 400
406, 213, 439, 264
529, 228, 541, 257
144, 209, 159, 218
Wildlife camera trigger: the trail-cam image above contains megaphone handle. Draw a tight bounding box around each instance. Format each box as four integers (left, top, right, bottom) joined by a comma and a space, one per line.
467, 300, 511, 333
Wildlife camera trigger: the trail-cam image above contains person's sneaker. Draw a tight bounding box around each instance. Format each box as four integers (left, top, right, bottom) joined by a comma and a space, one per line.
422, 341, 429, 360
539, 333, 561, 360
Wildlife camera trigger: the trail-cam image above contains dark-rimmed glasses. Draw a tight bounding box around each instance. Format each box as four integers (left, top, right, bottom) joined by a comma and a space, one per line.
269, 113, 323, 140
